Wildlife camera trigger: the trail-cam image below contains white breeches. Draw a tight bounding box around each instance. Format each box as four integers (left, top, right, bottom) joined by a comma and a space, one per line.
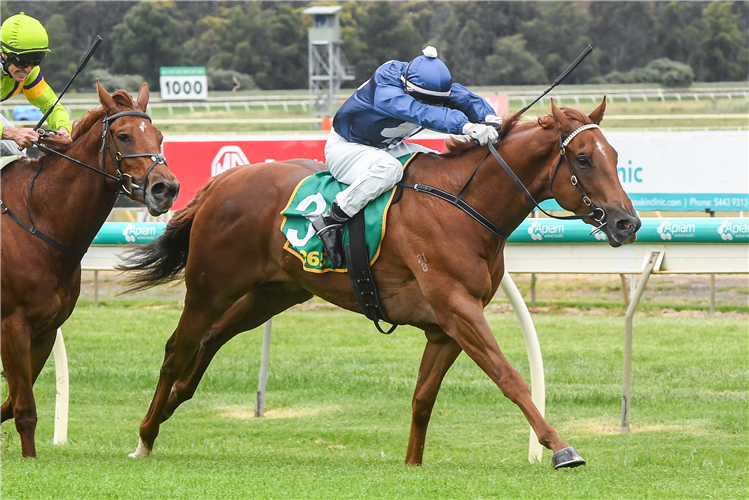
0, 114, 24, 157
324, 129, 436, 217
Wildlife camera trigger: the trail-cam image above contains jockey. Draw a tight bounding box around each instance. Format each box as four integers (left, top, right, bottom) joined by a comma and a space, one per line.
312, 46, 501, 267
1, 12, 72, 156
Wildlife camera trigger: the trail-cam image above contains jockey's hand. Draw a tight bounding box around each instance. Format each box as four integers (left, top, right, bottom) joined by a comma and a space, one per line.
2, 126, 39, 149
462, 123, 499, 146
56, 127, 71, 142
484, 114, 503, 127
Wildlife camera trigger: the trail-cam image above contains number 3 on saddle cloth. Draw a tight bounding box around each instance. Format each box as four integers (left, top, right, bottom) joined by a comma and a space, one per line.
280, 152, 417, 273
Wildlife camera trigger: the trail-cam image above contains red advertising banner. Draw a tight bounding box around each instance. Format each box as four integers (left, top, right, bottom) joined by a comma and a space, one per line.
163, 135, 448, 210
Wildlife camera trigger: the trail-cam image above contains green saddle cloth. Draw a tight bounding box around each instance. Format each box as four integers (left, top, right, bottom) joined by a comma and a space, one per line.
280, 153, 417, 273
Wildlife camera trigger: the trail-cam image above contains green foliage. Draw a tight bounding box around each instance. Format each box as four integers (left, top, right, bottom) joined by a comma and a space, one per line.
110, 2, 183, 89
206, 68, 256, 92
38, 14, 81, 91
483, 35, 547, 86
701, 1, 749, 81
89, 68, 146, 93
1, 0, 746, 92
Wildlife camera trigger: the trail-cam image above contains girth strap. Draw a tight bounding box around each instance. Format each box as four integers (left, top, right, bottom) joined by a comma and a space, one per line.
345, 210, 397, 334
0, 200, 87, 255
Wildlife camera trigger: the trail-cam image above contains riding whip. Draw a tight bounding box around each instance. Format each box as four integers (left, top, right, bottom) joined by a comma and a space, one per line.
34, 35, 103, 133
517, 45, 593, 116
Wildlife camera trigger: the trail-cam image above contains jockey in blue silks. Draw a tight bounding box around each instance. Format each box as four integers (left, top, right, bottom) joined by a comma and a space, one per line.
312, 46, 502, 267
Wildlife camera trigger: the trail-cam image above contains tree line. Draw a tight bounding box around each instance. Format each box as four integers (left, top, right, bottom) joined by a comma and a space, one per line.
2, 1, 747, 94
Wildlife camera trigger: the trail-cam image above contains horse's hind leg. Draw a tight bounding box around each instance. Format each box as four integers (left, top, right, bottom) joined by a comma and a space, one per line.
161, 286, 312, 421
1, 328, 56, 423
130, 291, 233, 457
405, 328, 462, 465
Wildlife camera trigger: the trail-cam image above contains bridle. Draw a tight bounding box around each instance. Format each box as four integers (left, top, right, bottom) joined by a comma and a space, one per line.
491, 123, 607, 235
399, 123, 607, 239
0, 109, 168, 255
38, 109, 167, 196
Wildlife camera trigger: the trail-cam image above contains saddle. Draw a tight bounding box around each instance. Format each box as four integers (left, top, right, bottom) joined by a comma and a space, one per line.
280, 154, 417, 334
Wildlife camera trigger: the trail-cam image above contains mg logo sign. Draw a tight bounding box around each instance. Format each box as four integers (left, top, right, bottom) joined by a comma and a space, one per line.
211, 146, 249, 177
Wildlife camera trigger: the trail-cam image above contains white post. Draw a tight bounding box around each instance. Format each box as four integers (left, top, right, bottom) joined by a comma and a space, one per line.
52, 329, 69, 445
500, 271, 545, 463
621, 250, 661, 434
254, 319, 272, 418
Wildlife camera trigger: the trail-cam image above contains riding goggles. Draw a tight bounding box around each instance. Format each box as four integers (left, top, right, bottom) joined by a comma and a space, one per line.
5, 51, 46, 68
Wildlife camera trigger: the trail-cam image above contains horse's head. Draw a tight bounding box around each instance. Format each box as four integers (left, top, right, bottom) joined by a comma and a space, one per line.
96, 80, 180, 215
547, 98, 640, 247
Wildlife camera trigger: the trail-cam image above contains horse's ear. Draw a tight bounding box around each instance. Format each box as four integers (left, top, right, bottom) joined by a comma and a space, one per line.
135, 82, 149, 112
588, 95, 607, 125
550, 98, 571, 135
96, 79, 117, 112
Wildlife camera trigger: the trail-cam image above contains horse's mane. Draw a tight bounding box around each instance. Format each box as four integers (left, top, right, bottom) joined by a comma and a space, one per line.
39, 89, 137, 154
443, 106, 591, 157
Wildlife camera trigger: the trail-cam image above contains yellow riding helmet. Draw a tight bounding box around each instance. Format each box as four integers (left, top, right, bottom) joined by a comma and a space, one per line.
1, 12, 51, 55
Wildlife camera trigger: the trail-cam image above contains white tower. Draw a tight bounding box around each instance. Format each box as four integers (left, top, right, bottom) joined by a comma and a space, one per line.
302, 6, 355, 117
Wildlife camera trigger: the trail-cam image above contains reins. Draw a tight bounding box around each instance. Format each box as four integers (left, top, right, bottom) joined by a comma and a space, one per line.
399, 123, 607, 240
1, 109, 167, 255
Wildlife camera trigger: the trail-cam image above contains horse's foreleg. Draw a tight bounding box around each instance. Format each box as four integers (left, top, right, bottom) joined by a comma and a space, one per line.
0, 316, 37, 457
405, 329, 462, 465
162, 287, 312, 421
1, 329, 57, 423
435, 294, 576, 463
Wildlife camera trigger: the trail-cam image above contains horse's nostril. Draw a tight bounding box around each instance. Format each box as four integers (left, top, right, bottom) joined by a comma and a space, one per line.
151, 183, 167, 196
616, 218, 634, 233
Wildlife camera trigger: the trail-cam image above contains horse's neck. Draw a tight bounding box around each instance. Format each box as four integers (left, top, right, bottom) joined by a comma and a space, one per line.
436, 131, 557, 236
30, 130, 120, 251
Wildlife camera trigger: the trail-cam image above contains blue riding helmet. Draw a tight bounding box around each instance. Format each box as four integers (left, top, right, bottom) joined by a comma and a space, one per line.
400, 46, 452, 106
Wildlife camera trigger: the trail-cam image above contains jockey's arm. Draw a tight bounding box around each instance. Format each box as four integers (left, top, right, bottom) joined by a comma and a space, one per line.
373, 83, 471, 135
22, 68, 72, 139
443, 84, 496, 124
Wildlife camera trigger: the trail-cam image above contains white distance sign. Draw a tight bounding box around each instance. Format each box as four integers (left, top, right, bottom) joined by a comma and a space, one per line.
159, 67, 207, 101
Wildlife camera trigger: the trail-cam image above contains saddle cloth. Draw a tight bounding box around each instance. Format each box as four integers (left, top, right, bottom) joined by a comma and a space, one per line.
280, 153, 418, 273
0, 155, 22, 170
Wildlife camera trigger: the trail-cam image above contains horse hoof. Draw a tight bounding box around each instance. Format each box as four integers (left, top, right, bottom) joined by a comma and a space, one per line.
128, 438, 152, 458
552, 446, 585, 469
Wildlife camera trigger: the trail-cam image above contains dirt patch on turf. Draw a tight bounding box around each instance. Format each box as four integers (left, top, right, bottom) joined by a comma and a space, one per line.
560, 417, 715, 436
216, 404, 339, 420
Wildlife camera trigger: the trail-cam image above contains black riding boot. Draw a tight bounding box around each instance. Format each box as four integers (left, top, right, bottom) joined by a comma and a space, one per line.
311, 200, 350, 268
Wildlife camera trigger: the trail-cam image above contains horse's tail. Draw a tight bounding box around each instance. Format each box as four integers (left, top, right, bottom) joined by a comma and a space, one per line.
117, 180, 212, 293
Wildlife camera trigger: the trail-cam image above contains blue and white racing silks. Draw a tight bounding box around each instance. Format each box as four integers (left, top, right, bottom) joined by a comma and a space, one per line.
332, 60, 496, 150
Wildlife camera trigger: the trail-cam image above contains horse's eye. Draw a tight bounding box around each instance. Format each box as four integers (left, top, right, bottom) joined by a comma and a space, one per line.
117, 133, 129, 143
576, 154, 590, 167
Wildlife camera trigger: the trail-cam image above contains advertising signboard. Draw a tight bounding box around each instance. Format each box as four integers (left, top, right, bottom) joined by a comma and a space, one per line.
162, 131, 748, 212
159, 67, 208, 101
162, 135, 447, 210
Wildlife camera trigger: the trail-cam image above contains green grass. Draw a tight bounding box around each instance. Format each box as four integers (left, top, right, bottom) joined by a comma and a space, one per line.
2, 300, 747, 499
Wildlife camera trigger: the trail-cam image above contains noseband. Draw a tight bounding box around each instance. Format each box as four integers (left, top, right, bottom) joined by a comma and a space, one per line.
1, 109, 168, 255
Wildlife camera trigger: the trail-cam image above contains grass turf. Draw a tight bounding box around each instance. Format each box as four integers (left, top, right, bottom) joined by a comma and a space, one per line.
2, 301, 747, 499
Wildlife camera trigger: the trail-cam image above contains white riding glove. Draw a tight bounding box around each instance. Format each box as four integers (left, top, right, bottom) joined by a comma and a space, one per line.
484, 114, 503, 126
462, 122, 499, 146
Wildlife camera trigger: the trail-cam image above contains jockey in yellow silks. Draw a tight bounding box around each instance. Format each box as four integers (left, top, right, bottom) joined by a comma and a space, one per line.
1, 12, 72, 156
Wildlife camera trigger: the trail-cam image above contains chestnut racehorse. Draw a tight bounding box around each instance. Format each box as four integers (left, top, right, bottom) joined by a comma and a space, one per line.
122, 98, 639, 467
1, 81, 179, 457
